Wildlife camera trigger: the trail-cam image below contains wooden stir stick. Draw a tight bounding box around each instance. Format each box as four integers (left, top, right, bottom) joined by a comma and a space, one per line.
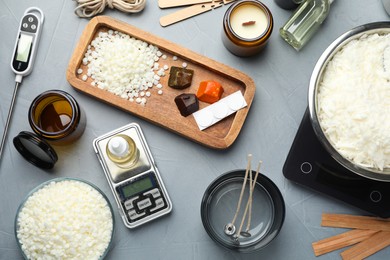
312, 229, 379, 256
312, 213, 390, 258
340, 231, 390, 260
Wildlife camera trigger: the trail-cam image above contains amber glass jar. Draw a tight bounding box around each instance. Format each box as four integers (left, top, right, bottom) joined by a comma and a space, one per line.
28, 90, 86, 145
222, 0, 273, 56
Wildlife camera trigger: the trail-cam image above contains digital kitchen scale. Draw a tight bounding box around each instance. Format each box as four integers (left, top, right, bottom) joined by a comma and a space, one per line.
283, 109, 390, 218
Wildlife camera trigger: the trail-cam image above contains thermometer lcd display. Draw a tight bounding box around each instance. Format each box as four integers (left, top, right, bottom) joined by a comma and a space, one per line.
16, 34, 33, 62
122, 177, 153, 198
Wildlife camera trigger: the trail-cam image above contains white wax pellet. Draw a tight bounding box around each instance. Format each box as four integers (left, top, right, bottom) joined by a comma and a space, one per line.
16, 180, 113, 260
81, 30, 165, 106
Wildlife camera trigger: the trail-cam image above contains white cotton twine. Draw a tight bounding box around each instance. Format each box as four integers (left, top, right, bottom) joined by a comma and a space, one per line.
74, 0, 146, 18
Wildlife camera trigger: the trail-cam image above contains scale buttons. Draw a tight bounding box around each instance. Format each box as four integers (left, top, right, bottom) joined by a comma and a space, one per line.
300, 162, 312, 174
369, 190, 382, 203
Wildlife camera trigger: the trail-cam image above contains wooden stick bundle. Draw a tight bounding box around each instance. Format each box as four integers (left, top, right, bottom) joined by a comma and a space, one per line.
312, 213, 390, 259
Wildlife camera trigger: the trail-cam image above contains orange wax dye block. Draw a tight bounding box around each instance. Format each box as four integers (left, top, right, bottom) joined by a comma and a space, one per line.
196, 80, 224, 104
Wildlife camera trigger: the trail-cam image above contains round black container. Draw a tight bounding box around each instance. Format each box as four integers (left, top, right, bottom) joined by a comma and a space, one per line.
201, 170, 285, 253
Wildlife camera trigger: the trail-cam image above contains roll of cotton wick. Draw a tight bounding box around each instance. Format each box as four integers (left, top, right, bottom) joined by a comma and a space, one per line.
222, 0, 273, 56
73, 0, 146, 18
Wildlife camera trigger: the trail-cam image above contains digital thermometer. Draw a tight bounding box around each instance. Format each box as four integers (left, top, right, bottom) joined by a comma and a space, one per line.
11, 7, 44, 76
0, 7, 44, 161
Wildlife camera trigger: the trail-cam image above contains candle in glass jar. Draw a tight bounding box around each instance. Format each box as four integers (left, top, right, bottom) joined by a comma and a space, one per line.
222, 0, 273, 56
230, 4, 269, 40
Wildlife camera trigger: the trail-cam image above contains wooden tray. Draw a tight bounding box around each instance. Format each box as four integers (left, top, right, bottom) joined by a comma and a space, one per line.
66, 16, 255, 149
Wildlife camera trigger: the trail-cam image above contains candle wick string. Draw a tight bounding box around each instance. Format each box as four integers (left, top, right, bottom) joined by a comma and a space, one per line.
230, 154, 252, 226
235, 160, 262, 238
242, 20, 256, 26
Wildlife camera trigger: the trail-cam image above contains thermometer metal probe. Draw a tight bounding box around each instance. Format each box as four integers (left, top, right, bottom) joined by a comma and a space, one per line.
0, 7, 44, 162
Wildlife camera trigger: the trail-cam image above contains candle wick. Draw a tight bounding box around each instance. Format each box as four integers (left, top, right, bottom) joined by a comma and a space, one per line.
242, 21, 256, 26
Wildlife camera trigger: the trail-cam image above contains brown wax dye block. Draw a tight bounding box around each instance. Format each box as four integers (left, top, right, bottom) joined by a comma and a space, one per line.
168, 66, 194, 89
174, 93, 199, 117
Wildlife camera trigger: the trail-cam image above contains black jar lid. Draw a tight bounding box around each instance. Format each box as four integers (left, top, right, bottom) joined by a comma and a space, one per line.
13, 131, 58, 169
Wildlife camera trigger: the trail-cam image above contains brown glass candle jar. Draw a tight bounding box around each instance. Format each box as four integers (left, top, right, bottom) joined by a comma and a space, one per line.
13, 90, 86, 169
222, 0, 273, 56
28, 90, 86, 145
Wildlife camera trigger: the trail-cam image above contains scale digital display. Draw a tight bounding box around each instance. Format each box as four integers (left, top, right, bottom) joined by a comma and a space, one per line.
121, 176, 154, 198
16, 34, 33, 62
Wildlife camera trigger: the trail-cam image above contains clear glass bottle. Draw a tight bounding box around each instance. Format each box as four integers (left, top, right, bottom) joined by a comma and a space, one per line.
279, 0, 334, 51
106, 134, 139, 168
274, 0, 304, 10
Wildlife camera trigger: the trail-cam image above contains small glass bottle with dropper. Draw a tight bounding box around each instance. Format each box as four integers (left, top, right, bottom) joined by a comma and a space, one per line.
106, 134, 139, 168
279, 0, 335, 51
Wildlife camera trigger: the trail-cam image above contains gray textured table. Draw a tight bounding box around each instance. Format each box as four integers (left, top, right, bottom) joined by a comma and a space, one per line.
0, 0, 389, 259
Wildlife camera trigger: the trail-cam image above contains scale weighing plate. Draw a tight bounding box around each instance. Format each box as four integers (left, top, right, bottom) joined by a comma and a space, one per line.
283, 109, 390, 218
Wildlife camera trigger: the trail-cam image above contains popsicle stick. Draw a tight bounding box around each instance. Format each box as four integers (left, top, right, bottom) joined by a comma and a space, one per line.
159, 1, 223, 27
312, 229, 379, 256
321, 213, 390, 231
340, 231, 390, 260
158, 0, 212, 9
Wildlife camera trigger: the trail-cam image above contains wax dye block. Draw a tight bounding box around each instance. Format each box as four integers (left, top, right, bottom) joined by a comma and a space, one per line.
196, 80, 224, 104
174, 93, 199, 117
168, 66, 194, 89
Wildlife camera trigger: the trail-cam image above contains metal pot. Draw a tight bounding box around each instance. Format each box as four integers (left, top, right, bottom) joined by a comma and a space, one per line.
308, 21, 390, 181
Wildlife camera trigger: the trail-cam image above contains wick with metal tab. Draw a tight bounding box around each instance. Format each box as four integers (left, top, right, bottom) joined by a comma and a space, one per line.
224, 154, 262, 242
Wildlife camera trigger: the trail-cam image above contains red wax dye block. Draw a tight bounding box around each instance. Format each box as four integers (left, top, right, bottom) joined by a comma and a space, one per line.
196, 80, 224, 104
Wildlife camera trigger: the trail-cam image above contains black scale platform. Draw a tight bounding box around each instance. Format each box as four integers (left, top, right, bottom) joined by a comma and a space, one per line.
283, 109, 390, 218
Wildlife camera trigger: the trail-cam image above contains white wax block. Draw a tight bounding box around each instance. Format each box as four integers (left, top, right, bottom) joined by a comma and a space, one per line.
193, 91, 247, 130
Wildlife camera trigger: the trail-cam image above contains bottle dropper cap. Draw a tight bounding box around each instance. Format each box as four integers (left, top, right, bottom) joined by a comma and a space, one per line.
106, 134, 139, 167
108, 136, 129, 158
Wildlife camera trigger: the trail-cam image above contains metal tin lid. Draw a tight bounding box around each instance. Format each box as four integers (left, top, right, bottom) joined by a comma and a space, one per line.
13, 131, 58, 169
